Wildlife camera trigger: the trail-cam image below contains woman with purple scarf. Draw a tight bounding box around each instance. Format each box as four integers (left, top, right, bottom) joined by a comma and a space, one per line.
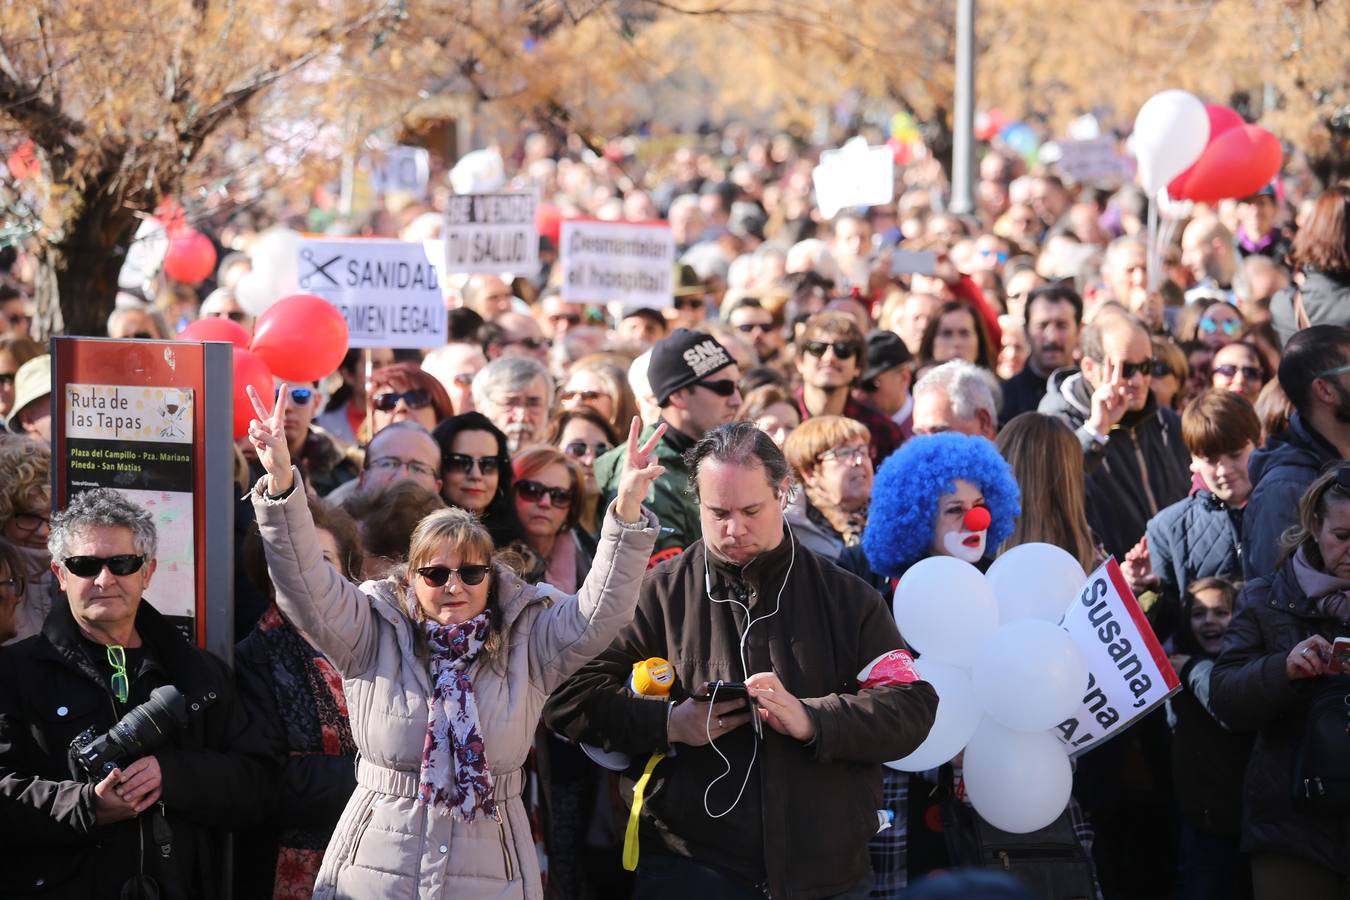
245, 384, 662, 900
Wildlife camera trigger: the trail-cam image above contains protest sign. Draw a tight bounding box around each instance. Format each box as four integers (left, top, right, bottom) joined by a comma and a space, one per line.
1056, 558, 1181, 756
561, 219, 675, 309
296, 237, 446, 349
367, 145, 430, 198
813, 137, 896, 219
443, 190, 539, 274
1048, 137, 1134, 185
53, 338, 234, 657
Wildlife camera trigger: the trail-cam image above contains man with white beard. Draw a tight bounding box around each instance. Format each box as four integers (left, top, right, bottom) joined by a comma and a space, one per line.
472, 356, 553, 453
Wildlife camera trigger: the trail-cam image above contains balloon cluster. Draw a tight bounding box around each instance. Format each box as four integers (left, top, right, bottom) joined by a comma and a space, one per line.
180, 293, 349, 439
235, 227, 301, 318
117, 203, 218, 290
1132, 90, 1282, 204
888, 544, 1090, 834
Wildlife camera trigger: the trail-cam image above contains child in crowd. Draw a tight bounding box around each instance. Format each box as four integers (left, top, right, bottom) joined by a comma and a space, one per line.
1124, 389, 1260, 642
1168, 576, 1253, 900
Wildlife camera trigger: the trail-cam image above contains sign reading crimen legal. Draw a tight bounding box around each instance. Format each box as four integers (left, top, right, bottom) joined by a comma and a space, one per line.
560, 218, 675, 309
296, 237, 447, 349
443, 190, 539, 274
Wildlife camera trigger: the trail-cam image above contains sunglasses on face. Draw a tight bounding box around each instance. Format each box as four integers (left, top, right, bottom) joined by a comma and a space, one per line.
207, 310, 248, 322
12, 511, 47, 533
64, 554, 146, 578
804, 340, 859, 360
516, 479, 573, 507
560, 389, 610, 405
275, 387, 314, 406
1199, 317, 1241, 336
1118, 359, 1156, 379
443, 453, 500, 476
372, 389, 431, 412
673, 296, 706, 310
737, 322, 775, 334
694, 378, 738, 397
451, 373, 475, 387
416, 564, 490, 587
1214, 364, 1263, 381
504, 337, 546, 351
549, 313, 581, 326
564, 440, 612, 459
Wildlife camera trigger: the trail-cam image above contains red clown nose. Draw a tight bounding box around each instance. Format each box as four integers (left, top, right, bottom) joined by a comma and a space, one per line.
963, 506, 991, 533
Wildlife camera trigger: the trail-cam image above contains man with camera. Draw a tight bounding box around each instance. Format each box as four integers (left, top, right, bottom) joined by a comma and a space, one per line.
0, 489, 273, 898
546, 422, 938, 899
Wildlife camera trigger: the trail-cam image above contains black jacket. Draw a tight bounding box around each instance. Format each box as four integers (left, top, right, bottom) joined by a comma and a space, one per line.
0, 596, 275, 898
1243, 412, 1343, 581
1038, 368, 1191, 560
999, 364, 1050, 426
1270, 269, 1350, 349
1169, 657, 1253, 837
544, 529, 938, 899
1211, 563, 1350, 871
1145, 490, 1243, 642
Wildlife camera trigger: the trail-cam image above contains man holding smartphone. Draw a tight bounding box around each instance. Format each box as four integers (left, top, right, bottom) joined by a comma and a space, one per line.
546, 422, 937, 899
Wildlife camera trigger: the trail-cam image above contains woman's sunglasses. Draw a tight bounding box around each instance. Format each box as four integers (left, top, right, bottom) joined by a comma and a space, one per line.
1214, 364, 1263, 381
560, 389, 610, 406
564, 440, 612, 459
64, 554, 146, 578
443, 453, 500, 476
1198, 317, 1242, 336
372, 389, 432, 412
416, 564, 490, 587
516, 480, 572, 507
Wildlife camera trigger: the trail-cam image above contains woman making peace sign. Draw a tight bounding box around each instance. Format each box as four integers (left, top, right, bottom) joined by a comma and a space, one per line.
246, 383, 664, 900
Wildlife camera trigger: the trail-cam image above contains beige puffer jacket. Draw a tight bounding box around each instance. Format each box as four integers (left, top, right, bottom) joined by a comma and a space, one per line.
253, 472, 658, 900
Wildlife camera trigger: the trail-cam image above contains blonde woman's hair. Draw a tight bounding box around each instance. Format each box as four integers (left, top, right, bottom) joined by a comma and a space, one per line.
0, 440, 51, 527
1280, 464, 1350, 569
399, 506, 506, 661
996, 412, 1098, 571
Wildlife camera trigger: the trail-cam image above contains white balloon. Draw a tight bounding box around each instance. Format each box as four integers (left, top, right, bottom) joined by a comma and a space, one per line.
118, 218, 169, 290
963, 718, 1073, 833
972, 620, 1088, 732
234, 269, 276, 317
449, 148, 506, 194
885, 660, 983, 772
986, 543, 1087, 624
1132, 89, 1209, 194
892, 557, 998, 667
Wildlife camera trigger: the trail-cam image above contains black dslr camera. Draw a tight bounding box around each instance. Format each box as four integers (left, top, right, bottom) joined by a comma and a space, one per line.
70, 685, 189, 778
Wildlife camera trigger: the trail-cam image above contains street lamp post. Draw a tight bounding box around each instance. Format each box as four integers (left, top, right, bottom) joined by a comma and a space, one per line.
950, 0, 976, 215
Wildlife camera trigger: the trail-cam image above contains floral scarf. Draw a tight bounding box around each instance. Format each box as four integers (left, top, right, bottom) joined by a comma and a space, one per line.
418, 611, 498, 822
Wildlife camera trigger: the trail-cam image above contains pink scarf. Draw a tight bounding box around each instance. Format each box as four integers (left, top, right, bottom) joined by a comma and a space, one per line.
418, 611, 497, 821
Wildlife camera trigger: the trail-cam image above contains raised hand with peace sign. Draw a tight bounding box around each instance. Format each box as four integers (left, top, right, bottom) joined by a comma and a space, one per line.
613, 417, 667, 524
246, 382, 294, 495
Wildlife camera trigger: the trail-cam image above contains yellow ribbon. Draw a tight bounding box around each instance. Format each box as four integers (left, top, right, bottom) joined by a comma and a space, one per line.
622, 752, 666, 871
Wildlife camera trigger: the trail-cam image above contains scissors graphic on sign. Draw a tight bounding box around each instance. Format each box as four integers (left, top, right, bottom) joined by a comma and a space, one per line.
300, 248, 343, 288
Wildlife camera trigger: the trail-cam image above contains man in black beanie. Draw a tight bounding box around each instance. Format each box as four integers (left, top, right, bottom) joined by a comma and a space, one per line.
594, 328, 742, 563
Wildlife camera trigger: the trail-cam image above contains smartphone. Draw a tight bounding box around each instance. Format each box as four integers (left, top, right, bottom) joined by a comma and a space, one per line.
1330, 637, 1350, 674
694, 680, 763, 739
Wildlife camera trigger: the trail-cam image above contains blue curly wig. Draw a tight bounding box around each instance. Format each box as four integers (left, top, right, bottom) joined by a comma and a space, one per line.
863, 433, 1021, 577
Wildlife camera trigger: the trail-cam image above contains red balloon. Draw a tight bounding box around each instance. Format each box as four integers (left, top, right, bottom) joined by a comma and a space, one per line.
1168, 105, 1247, 198
537, 203, 563, 245
232, 349, 274, 439
250, 293, 349, 383
1176, 124, 1283, 205
163, 230, 217, 284
179, 317, 251, 349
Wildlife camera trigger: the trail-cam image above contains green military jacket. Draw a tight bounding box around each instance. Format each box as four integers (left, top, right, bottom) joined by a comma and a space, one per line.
593, 421, 699, 566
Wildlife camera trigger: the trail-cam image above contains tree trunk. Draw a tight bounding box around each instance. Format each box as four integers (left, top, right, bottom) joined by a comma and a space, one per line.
33, 177, 142, 340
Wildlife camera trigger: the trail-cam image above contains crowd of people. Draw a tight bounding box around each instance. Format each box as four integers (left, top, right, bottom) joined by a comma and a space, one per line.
1, 122, 1350, 900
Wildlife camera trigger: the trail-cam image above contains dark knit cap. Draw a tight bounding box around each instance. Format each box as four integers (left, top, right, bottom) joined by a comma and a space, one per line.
648, 328, 735, 406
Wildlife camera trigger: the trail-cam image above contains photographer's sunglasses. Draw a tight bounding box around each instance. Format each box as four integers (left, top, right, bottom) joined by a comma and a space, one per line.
64, 554, 146, 578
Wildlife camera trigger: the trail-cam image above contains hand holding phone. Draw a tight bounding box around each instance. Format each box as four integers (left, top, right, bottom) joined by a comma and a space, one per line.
1329, 637, 1350, 674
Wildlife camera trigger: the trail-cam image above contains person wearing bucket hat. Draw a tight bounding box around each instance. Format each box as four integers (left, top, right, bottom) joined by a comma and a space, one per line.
7, 353, 50, 441
664, 264, 709, 332
593, 329, 741, 562
853, 330, 916, 437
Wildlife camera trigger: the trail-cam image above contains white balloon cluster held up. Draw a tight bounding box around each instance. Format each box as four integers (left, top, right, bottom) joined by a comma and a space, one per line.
888, 544, 1088, 833
235, 226, 301, 317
